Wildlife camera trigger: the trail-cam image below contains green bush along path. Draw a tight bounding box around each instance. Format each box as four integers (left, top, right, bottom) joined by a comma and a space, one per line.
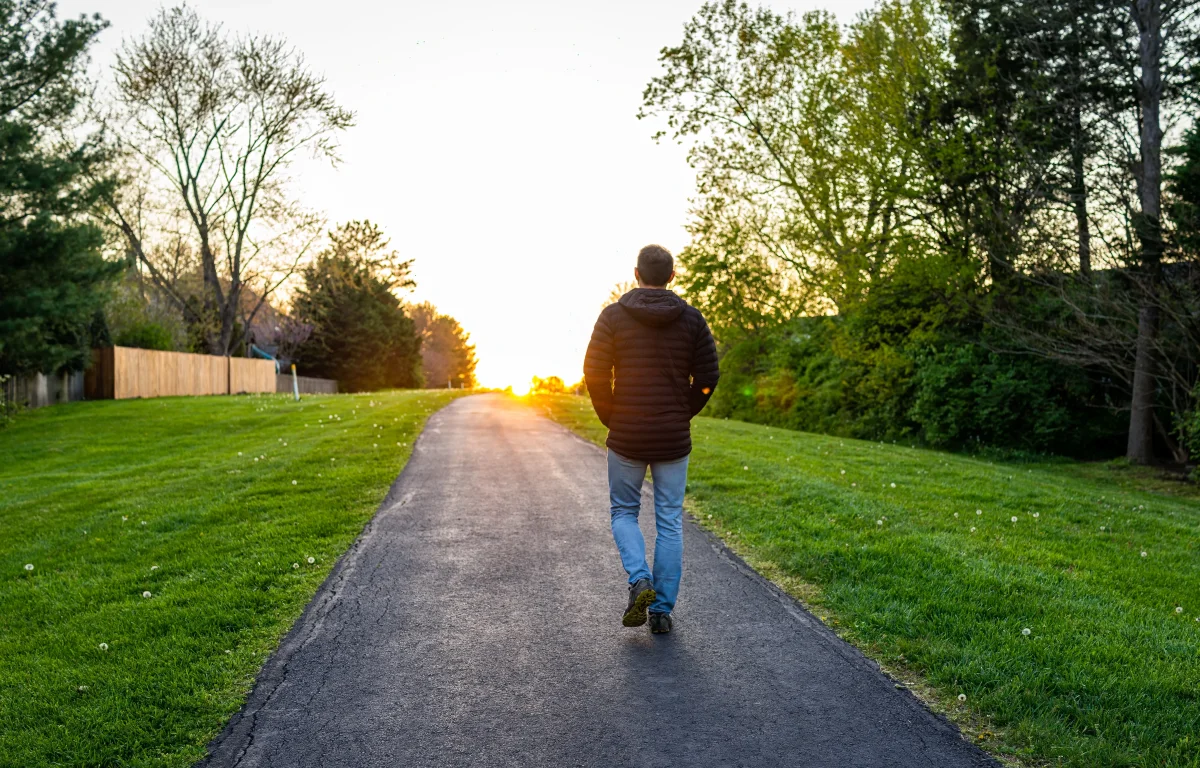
529, 394, 1200, 768
0, 390, 463, 767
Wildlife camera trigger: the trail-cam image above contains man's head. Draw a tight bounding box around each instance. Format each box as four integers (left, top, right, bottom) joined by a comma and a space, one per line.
635, 244, 674, 288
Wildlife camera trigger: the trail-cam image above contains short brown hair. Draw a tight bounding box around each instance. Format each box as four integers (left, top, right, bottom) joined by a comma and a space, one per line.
637, 244, 673, 286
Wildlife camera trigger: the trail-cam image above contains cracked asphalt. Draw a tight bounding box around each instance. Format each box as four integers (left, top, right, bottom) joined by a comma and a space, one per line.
202, 394, 997, 768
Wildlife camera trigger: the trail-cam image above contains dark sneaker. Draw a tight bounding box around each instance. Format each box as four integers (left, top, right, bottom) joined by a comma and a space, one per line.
649, 613, 673, 634
622, 578, 656, 627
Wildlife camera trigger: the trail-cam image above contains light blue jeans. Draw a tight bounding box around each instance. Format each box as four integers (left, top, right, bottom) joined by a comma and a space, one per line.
607, 450, 689, 616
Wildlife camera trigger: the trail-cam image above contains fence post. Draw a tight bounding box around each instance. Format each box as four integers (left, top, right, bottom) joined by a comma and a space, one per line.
291, 364, 300, 402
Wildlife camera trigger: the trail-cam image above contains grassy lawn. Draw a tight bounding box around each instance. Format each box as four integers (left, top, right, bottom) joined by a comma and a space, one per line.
0, 389, 463, 767
528, 393, 1200, 768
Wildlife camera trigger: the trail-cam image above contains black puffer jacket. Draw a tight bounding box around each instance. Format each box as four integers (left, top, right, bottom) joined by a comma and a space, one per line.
584, 289, 720, 462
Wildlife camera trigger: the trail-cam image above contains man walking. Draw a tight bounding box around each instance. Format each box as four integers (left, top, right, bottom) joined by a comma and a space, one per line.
584, 244, 719, 634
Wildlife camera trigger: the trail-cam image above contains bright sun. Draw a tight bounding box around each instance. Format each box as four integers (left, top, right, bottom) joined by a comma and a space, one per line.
510, 380, 532, 397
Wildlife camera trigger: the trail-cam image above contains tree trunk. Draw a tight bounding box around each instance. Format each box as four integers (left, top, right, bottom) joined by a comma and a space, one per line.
1127, 0, 1163, 464
1070, 105, 1092, 277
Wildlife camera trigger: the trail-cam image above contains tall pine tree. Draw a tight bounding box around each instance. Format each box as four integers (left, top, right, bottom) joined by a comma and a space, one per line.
0, 1, 117, 376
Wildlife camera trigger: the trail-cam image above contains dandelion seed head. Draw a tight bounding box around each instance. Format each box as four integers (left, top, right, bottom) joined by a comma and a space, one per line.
954, 512, 959, 518
877, 520, 883, 526
1141, 551, 1148, 557
292, 563, 299, 569
291, 480, 297, 486
142, 591, 152, 598
24, 563, 33, 571
976, 510, 982, 515
970, 526, 976, 532
99, 642, 108, 651
1021, 628, 1031, 636
307, 556, 315, 564
890, 482, 896, 488
150, 565, 158, 570
1176, 606, 1184, 614
957, 693, 966, 702
1011, 516, 1018, 523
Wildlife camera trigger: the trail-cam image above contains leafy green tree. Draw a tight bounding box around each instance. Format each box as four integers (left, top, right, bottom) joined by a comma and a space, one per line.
643, 0, 946, 323
409, 302, 476, 389
0, 1, 118, 376
291, 221, 421, 392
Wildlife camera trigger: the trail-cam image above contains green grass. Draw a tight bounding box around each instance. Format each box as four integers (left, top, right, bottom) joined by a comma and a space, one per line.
528, 393, 1200, 768
0, 390, 463, 767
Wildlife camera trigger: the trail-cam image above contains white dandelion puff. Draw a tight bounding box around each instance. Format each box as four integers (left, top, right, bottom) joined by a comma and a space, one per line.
1176, 606, 1184, 614
1011, 516, 1018, 523
237, 452, 242, 456
150, 565, 158, 571
24, 563, 33, 571
307, 556, 315, 564
890, 482, 896, 488
291, 480, 297, 486
976, 510, 982, 515
99, 642, 108, 651
142, 591, 152, 599
954, 513, 959, 518
840, 469, 846, 475
970, 526, 976, 532
1032, 512, 1040, 518
292, 563, 299, 569
1141, 551, 1148, 557
743, 466, 749, 471
1021, 628, 1031, 636
877, 520, 884, 526
957, 693, 966, 702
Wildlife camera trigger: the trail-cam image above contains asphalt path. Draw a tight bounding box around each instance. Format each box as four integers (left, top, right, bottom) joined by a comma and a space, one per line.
203, 394, 997, 768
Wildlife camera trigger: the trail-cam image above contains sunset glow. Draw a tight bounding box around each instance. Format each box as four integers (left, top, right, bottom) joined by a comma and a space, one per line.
59, 0, 874, 386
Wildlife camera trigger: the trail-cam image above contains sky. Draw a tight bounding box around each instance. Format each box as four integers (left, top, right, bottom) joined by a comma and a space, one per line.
58, 0, 875, 390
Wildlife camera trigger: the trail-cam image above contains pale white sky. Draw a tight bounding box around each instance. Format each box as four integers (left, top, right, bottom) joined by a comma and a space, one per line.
60, 0, 875, 389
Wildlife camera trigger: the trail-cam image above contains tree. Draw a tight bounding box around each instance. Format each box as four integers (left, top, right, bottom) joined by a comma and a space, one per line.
291, 221, 421, 392
409, 302, 477, 388
99, 5, 353, 356
531, 375, 566, 395
0, 1, 118, 376
641, 0, 947, 335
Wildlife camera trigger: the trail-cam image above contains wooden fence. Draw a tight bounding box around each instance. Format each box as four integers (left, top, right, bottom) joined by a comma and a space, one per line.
86, 347, 276, 400
3, 370, 85, 410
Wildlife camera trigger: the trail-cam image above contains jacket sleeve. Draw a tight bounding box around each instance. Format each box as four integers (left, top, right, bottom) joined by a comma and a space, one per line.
583, 310, 616, 427
688, 314, 720, 418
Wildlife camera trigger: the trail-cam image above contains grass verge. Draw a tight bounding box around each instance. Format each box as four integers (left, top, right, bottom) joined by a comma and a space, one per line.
528, 393, 1200, 768
0, 389, 463, 767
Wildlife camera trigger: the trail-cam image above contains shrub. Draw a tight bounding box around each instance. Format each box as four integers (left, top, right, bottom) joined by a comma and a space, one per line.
114, 322, 174, 351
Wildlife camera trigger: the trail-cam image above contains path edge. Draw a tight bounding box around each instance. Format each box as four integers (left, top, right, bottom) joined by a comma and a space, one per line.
197, 398, 468, 767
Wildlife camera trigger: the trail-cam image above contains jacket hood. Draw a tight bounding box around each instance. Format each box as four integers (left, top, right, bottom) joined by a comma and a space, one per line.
618, 288, 686, 327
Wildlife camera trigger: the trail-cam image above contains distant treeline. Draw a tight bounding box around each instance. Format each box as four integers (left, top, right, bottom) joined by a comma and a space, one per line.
644, 0, 1200, 464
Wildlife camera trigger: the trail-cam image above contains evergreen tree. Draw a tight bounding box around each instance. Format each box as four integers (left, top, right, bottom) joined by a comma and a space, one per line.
409, 302, 477, 389
0, 1, 117, 376
291, 221, 421, 392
